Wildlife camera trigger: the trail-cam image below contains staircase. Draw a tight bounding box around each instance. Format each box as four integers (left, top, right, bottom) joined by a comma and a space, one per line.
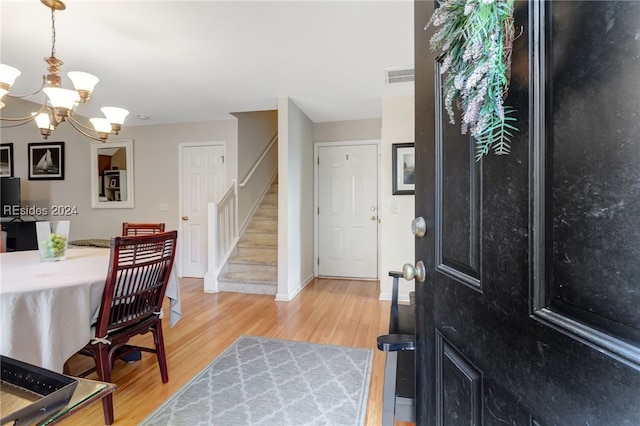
218, 181, 278, 295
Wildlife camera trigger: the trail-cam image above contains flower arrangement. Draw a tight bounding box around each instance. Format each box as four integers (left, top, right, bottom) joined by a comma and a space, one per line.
426, 0, 518, 160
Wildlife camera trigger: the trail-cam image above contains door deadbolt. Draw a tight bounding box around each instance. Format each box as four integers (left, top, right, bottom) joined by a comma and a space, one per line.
402, 261, 426, 283
411, 217, 427, 238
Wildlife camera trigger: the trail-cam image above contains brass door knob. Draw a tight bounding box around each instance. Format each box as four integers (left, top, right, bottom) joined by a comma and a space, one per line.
181, 216, 189, 221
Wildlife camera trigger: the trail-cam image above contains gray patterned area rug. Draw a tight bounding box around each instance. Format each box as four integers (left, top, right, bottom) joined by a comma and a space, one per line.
140, 336, 373, 426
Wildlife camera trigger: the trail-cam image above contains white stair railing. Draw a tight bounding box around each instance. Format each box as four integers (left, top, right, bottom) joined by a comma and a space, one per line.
204, 179, 239, 292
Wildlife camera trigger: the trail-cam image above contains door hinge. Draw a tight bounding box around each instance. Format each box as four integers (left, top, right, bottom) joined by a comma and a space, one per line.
317, 156, 319, 165
221, 155, 225, 163
317, 207, 319, 214
317, 258, 320, 265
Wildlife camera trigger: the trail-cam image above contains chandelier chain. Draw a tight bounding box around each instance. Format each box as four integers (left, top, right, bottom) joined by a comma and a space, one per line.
50, 7, 56, 58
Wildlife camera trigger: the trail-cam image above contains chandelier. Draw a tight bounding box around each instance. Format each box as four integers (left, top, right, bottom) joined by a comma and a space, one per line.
0, 0, 128, 143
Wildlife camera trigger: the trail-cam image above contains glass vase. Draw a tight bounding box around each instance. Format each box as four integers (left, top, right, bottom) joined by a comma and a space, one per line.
36, 221, 70, 262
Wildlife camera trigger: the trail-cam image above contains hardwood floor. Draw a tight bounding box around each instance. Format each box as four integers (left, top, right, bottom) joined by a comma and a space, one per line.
63, 277, 413, 425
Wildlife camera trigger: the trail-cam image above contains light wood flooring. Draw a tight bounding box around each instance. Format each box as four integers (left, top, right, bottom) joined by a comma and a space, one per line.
63, 277, 413, 426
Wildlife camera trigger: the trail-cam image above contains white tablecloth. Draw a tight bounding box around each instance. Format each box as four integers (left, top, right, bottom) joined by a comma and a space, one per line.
0, 248, 181, 373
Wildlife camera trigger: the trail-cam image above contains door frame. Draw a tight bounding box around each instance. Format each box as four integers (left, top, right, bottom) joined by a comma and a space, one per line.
313, 139, 381, 278
177, 141, 227, 278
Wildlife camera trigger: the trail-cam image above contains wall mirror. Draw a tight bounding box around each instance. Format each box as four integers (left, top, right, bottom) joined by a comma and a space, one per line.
90, 139, 134, 208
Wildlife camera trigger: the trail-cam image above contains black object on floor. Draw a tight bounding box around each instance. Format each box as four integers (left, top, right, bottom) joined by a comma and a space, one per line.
122, 350, 141, 363
115, 347, 142, 363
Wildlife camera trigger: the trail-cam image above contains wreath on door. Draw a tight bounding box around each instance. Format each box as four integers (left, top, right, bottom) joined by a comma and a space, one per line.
426, 0, 518, 160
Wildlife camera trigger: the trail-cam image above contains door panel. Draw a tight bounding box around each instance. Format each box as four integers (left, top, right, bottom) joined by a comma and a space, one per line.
533, 0, 640, 365
436, 79, 482, 289
415, 1, 640, 425
436, 332, 482, 425
318, 144, 378, 278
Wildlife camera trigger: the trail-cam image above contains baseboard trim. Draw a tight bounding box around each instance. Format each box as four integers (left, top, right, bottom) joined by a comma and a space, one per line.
379, 292, 412, 303
275, 274, 314, 301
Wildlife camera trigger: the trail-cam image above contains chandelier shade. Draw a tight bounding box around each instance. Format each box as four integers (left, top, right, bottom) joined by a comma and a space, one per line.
0, 64, 22, 96
101, 107, 129, 125
67, 71, 100, 102
33, 112, 53, 130
90, 118, 112, 133
0, 0, 128, 142
42, 87, 78, 110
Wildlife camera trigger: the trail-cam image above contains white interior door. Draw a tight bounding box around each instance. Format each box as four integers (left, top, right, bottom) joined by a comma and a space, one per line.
318, 144, 378, 278
180, 143, 225, 277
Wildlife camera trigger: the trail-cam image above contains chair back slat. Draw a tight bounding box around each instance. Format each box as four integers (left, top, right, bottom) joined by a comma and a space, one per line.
95, 231, 177, 336
121, 222, 165, 236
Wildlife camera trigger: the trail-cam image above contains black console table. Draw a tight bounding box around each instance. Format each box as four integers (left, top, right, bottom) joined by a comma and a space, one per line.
1, 220, 38, 251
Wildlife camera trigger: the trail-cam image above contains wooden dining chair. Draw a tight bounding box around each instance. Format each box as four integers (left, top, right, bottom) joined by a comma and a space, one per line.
121, 222, 165, 236
77, 231, 178, 425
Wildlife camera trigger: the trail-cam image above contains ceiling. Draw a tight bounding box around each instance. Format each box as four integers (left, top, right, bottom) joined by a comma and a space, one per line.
0, 0, 415, 127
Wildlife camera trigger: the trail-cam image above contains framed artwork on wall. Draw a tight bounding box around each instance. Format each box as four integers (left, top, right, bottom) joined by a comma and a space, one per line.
392, 142, 415, 195
28, 141, 65, 180
0, 143, 14, 177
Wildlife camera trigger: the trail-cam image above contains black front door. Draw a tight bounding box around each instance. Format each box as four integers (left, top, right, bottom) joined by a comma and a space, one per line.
414, 0, 640, 424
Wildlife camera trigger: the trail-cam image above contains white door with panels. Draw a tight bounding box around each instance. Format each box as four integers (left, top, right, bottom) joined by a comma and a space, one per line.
317, 143, 378, 279
180, 143, 226, 277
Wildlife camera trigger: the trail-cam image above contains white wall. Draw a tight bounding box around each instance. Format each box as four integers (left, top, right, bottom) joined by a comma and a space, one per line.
233, 110, 278, 179
277, 97, 314, 300
313, 118, 382, 142
379, 95, 415, 300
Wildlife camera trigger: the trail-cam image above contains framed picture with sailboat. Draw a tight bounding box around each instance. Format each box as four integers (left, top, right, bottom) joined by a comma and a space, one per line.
28, 142, 65, 180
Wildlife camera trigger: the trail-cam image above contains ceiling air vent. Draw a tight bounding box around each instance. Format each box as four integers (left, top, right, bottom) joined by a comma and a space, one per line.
385, 66, 414, 84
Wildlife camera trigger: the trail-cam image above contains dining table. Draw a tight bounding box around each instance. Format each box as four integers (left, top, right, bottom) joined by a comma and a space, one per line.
0, 247, 181, 373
